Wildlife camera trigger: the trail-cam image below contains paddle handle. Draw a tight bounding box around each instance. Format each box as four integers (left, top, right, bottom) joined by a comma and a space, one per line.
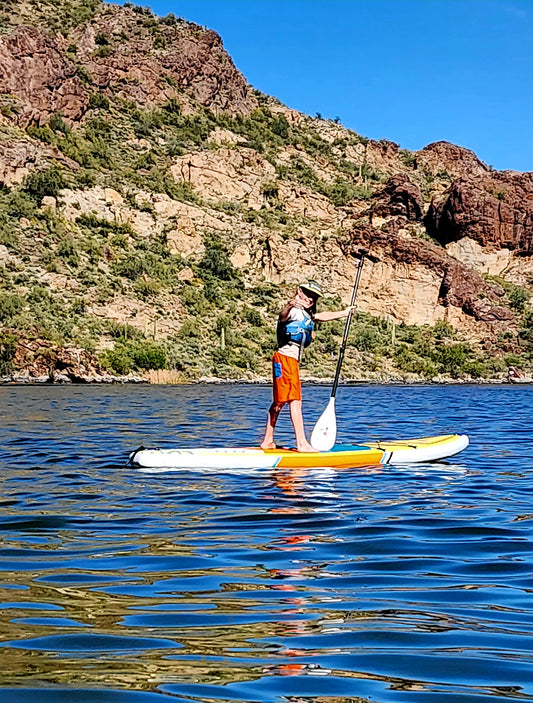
330, 249, 367, 398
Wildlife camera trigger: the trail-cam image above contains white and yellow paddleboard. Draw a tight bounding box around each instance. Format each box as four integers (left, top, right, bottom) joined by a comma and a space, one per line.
130, 434, 469, 471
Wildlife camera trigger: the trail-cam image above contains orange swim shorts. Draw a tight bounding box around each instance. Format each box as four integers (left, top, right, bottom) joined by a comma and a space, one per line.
272, 351, 301, 403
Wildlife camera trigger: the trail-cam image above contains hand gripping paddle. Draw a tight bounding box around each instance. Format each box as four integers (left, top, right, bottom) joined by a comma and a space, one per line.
310, 250, 367, 451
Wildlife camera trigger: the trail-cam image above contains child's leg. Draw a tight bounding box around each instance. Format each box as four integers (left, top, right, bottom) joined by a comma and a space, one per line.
260, 402, 284, 449
288, 399, 315, 452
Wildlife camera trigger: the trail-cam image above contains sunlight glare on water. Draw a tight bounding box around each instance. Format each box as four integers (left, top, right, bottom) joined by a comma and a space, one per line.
0, 383, 532, 702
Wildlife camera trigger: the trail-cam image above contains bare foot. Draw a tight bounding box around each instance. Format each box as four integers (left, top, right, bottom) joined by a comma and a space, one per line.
296, 442, 317, 453
260, 442, 277, 450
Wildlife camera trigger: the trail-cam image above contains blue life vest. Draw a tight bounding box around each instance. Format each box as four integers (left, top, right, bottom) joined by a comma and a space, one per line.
277, 310, 314, 349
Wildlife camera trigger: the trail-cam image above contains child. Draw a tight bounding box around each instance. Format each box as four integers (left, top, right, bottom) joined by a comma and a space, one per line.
260, 280, 354, 452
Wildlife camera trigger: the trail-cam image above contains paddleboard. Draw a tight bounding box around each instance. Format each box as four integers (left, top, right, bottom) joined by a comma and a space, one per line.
129, 433, 469, 470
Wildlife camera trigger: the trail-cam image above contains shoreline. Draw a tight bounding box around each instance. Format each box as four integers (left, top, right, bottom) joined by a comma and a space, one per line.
1, 375, 530, 387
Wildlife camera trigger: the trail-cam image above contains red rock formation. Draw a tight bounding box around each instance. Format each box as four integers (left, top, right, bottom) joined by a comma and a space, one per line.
74, 7, 256, 115
425, 173, 533, 254
0, 26, 88, 126
11, 336, 108, 381
415, 141, 490, 179
371, 174, 423, 222
0, 4, 256, 129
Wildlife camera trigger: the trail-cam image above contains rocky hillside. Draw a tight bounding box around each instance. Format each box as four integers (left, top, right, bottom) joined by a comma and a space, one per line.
1, 0, 532, 383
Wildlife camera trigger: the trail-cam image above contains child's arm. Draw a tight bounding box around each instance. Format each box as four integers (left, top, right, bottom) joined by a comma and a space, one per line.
315, 306, 355, 322
279, 300, 301, 322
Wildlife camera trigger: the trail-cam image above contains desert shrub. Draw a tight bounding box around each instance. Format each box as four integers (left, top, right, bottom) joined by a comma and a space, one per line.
463, 360, 488, 378
106, 321, 143, 340
153, 34, 167, 49
433, 319, 455, 339
49, 113, 70, 134
399, 149, 416, 168
431, 343, 470, 377
315, 325, 339, 354
261, 180, 279, 204
76, 214, 134, 238
233, 347, 257, 371
102, 340, 166, 374
396, 324, 422, 344
508, 285, 530, 313
0, 293, 23, 322
245, 308, 263, 326
180, 286, 210, 315
353, 324, 381, 352
23, 168, 66, 201
394, 344, 437, 378
198, 235, 240, 282
1, 189, 36, 219
136, 167, 197, 202
131, 341, 167, 370
76, 65, 94, 84
323, 177, 364, 206
89, 93, 110, 110
54, 0, 100, 30
270, 116, 289, 139
134, 278, 162, 299
0, 331, 17, 375
112, 254, 146, 280
56, 237, 80, 267
27, 125, 56, 144
102, 345, 133, 375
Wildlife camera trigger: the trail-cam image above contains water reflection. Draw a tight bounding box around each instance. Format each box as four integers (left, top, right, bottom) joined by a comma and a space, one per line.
1, 385, 533, 701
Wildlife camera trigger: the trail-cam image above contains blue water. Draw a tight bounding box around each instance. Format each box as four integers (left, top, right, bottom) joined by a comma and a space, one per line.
0, 383, 532, 702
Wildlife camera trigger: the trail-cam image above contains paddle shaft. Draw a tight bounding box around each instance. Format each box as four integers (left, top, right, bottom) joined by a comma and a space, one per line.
330, 250, 366, 399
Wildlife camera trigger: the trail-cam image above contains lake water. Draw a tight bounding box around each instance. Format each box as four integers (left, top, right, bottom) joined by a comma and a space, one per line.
0, 383, 532, 702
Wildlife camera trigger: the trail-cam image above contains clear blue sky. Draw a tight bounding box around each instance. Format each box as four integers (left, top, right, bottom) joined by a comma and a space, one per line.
126, 0, 532, 172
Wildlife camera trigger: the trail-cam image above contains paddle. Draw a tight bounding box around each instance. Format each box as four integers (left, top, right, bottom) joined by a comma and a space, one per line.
310, 249, 367, 451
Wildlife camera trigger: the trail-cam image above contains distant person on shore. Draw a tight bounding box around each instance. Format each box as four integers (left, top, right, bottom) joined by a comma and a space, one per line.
260, 280, 354, 452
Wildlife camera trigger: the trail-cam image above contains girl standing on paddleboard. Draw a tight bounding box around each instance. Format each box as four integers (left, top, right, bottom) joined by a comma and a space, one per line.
260, 280, 354, 452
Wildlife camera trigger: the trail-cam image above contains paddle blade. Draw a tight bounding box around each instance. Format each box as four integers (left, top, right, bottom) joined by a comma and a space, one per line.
310, 397, 337, 451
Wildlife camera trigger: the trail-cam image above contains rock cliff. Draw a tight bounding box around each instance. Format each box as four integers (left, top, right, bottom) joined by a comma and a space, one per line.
0, 0, 531, 382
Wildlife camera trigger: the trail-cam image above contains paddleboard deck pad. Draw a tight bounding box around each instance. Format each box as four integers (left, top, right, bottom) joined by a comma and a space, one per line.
129, 433, 469, 470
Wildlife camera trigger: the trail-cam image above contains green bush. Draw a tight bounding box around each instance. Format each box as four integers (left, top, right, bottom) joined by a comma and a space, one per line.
1, 189, 37, 218
27, 125, 56, 144
131, 342, 167, 370
433, 319, 455, 339
245, 308, 263, 326
180, 286, 210, 315
103, 346, 133, 375
56, 237, 80, 267
89, 93, 110, 110
134, 278, 162, 299
112, 254, 146, 280
198, 235, 240, 282
0, 293, 23, 322
0, 332, 17, 375
49, 113, 70, 134
508, 286, 530, 313
153, 34, 167, 49
353, 324, 381, 352
24, 168, 66, 201
431, 343, 470, 377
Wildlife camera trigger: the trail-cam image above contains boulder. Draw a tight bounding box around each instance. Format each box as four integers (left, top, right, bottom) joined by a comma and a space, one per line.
371, 174, 424, 222
426, 173, 533, 254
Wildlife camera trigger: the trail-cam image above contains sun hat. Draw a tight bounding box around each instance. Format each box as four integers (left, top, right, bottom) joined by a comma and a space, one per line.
300, 279, 323, 298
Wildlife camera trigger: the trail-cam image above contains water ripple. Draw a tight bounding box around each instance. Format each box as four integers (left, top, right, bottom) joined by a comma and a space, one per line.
1, 384, 532, 701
